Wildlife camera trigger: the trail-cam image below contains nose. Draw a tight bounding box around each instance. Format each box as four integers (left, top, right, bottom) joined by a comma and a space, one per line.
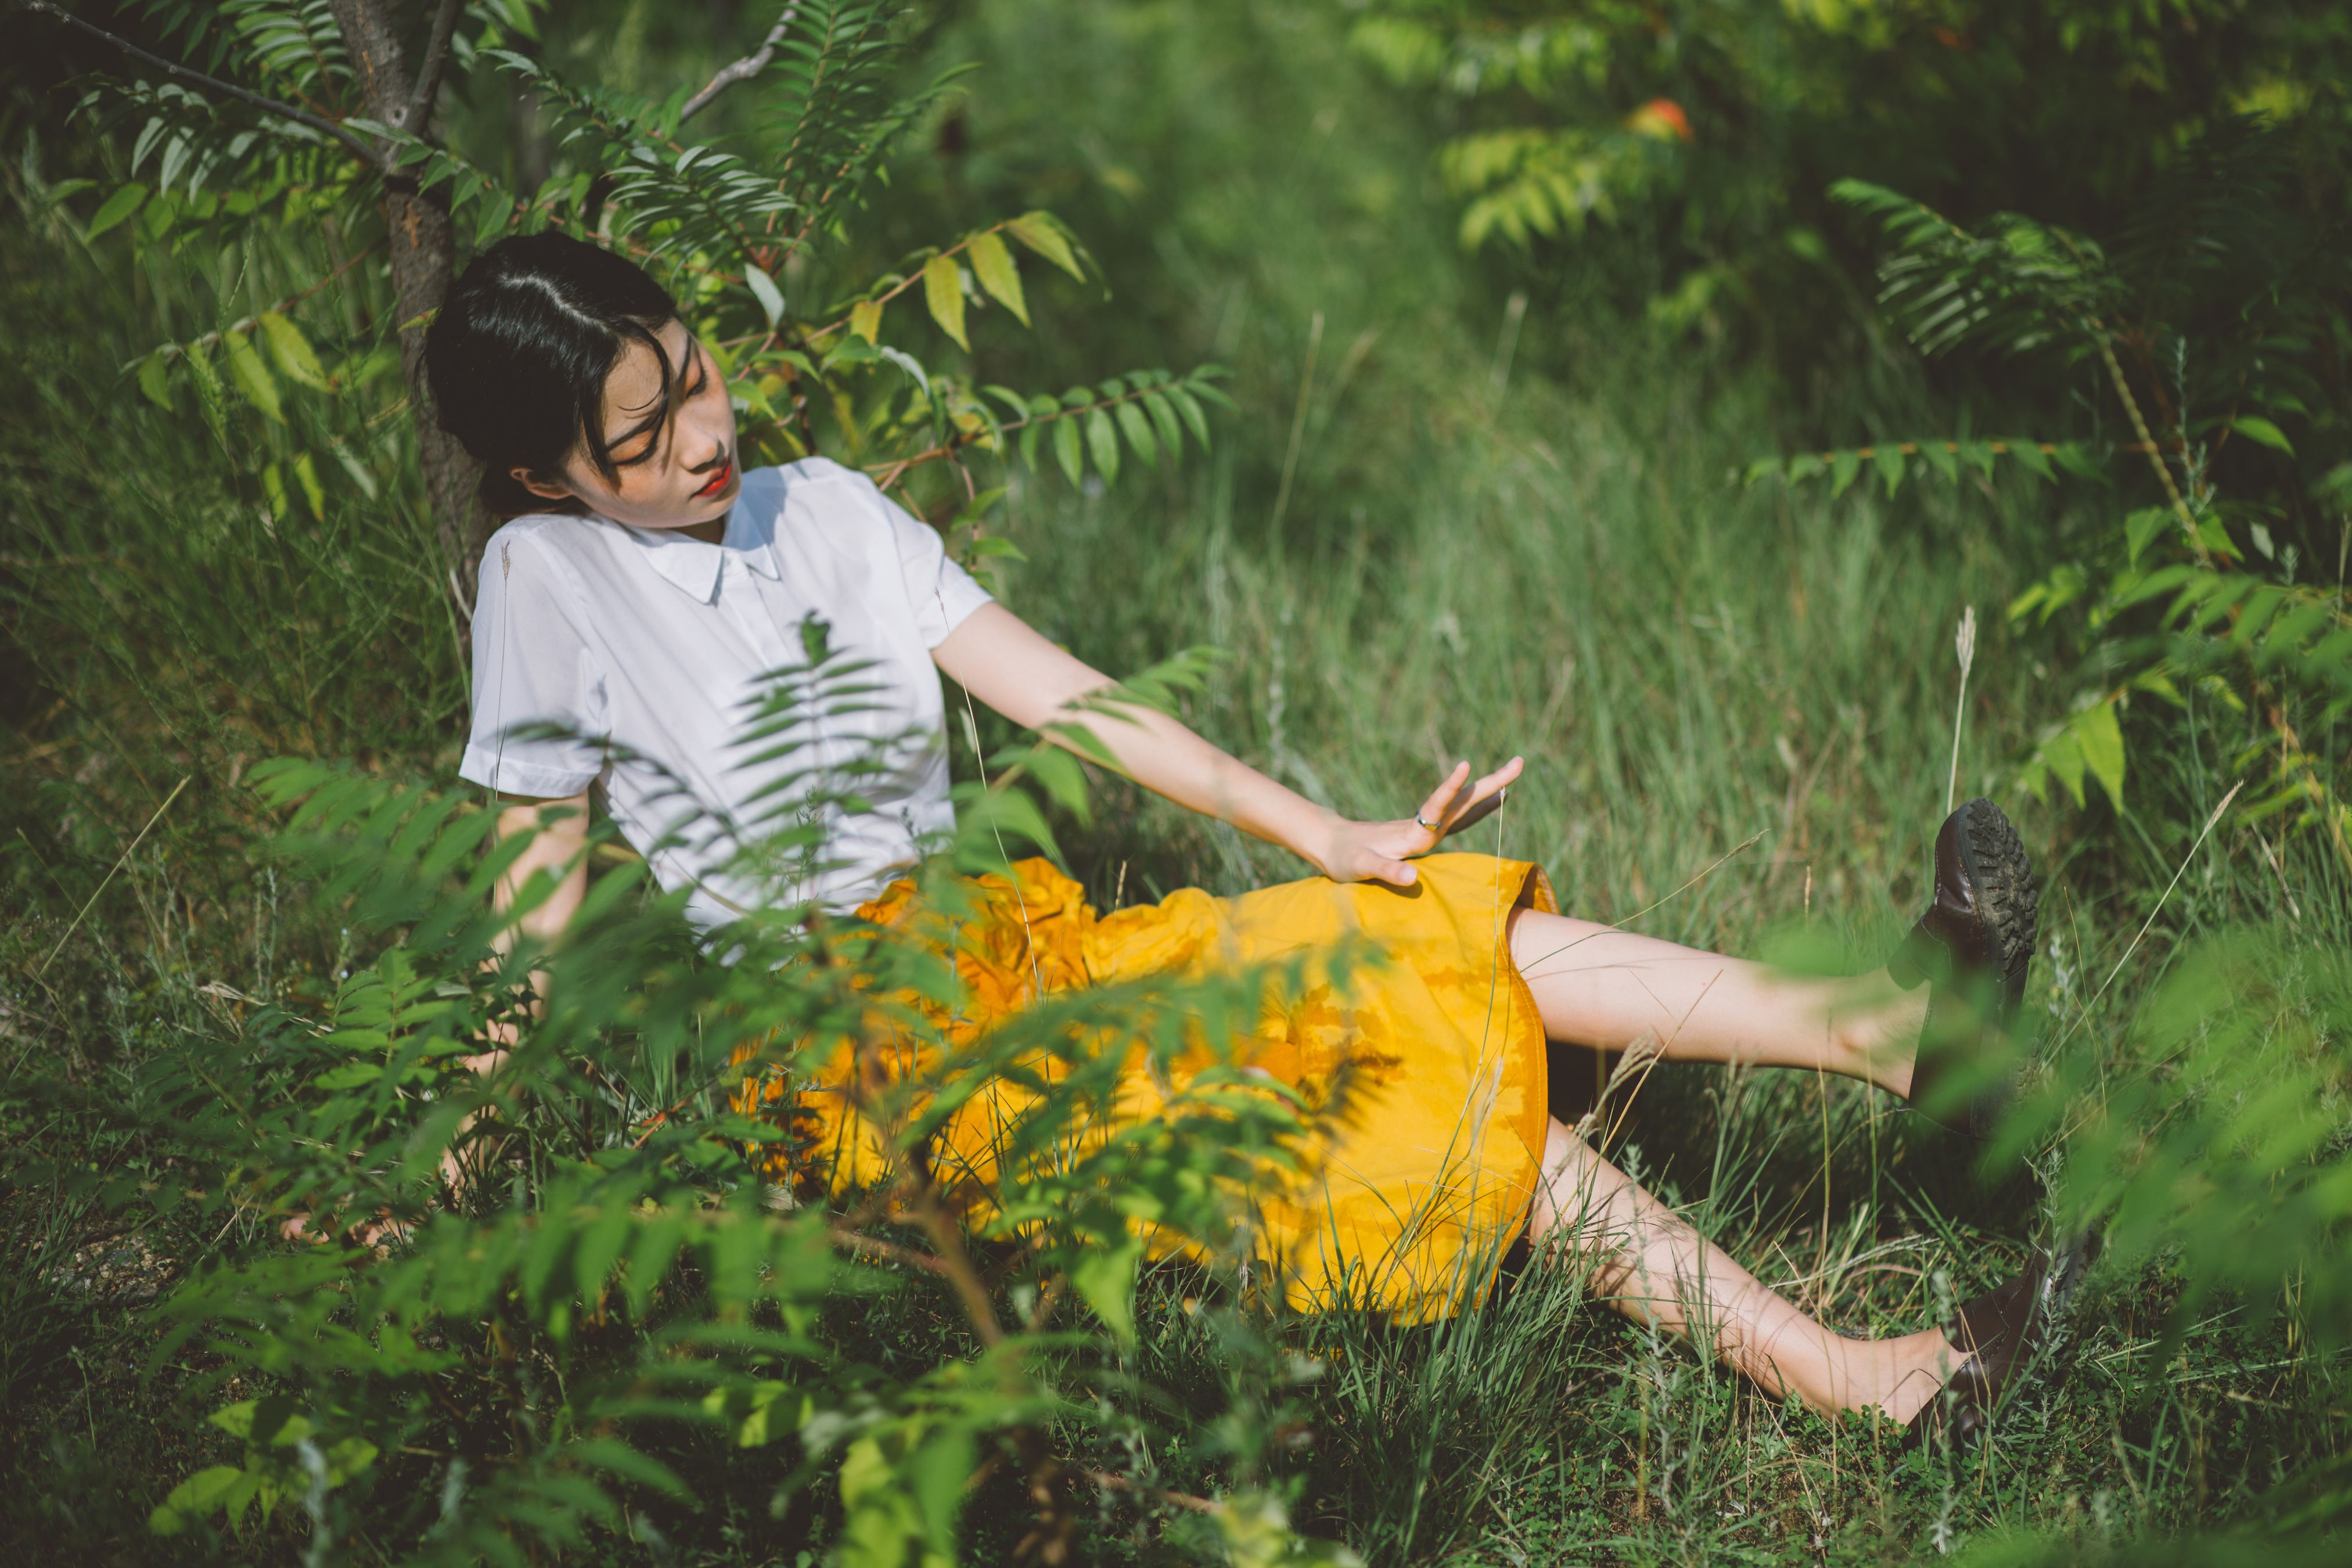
681, 398, 732, 472
684, 428, 728, 473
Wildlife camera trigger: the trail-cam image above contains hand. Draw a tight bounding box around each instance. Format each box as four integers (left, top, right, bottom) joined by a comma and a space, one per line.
1305, 756, 1524, 887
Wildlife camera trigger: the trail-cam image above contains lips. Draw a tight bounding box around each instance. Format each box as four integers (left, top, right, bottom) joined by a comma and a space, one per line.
693, 459, 733, 499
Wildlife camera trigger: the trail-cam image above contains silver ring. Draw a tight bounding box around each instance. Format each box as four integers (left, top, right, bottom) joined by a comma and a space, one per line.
1414, 812, 1438, 832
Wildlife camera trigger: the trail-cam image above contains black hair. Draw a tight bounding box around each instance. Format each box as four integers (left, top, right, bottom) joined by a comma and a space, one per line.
425, 232, 682, 517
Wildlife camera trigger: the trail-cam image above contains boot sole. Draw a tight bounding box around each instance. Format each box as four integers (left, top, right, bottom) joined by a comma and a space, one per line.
1951, 797, 2038, 1001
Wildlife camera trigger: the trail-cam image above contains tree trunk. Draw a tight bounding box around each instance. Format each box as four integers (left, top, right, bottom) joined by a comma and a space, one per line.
328, 0, 487, 614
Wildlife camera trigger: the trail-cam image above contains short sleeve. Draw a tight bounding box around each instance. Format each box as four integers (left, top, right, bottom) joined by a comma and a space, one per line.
866, 475, 994, 648
458, 526, 608, 799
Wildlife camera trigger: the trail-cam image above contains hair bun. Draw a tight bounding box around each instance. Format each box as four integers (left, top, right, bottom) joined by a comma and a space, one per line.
425, 233, 678, 516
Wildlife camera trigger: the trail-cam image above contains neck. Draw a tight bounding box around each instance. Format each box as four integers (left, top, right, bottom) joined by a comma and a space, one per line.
680, 516, 728, 545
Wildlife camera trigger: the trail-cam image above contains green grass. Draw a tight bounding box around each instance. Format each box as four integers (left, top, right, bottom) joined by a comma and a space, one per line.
3, 2, 2346, 1562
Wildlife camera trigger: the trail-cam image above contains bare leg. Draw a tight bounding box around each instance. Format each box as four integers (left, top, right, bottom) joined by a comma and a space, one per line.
1531, 1119, 1953, 1420
1509, 908, 1927, 1097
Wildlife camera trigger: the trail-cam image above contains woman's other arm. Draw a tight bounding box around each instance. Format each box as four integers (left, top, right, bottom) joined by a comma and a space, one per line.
932, 603, 1519, 887
494, 791, 591, 943
480, 790, 590, 1051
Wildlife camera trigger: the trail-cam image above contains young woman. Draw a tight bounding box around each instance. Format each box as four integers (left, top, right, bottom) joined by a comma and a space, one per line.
426, 232, 2069, 1444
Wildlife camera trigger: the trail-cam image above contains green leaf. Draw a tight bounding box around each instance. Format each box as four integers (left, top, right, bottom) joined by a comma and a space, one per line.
2041, 727, 2088, 807
1142, 390, 1185, 458
222, 329, 283, 423
573, 1200, 635, 1304
1052, 414, 1083, 488
137, 350, 173, 411
966, 231, 1029, 326
839, 1437, 924, 1568
2229, 415, 2294, 455
329, 437, 379, 500
207, 1400, 264, 1439
2075, 699, 2125, 809
149, 1466, 250, 1535
1114, 399, 1157, 467
849, 298, 883, 344
912, 1429, 978, 1551
1872, 445, 1904, 498
321, 1438, 378, 1486
87, 182, 149, 240
1024, 743, 1092, 819
744, 263, 785, 330
923, 255, 968, 350
2125, 506, 2172, 567
2052, 441, 2102, 480
1070, 1234, 1143, 1343
959, 785, 1061, 864
1919, 442, 1959, 484
1167, 384, 1210, 449
1085, 407, 1120, 487
1829, 448, 1861, 497
472, 190, 516, 249
715, 1381, 800, 1448
1005, 211, 1085, 280
312, 1061, 382, 1090
258, 312, 329, 390
567, 1437, 688, 1499
2131, 667, 2185, 706
2008, 441, 2054, 481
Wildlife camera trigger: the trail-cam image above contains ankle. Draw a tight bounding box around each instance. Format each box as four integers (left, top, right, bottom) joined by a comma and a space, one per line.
1842, 972, 1926, 1098
1870, 1328, 1960, 1425
1853, 973, 1929, 1100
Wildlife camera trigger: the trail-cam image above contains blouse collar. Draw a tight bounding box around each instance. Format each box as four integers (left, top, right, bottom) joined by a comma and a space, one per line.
617, 502, 780, 604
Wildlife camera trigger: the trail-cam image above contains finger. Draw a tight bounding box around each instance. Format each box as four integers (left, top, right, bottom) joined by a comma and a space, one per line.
1445, 791, 1504, 837
1454, 755, 1524, 814
1436, 756, 1523, 838
1416, 761, 1473, 829
1368, 855, 1419, 887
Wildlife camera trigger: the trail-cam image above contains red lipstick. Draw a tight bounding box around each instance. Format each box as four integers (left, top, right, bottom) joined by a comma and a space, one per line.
692, 459, 733, 499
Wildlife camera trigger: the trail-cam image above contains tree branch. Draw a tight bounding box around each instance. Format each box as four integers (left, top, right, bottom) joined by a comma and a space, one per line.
2098, 335, 2212, 565
400, 0, 465, 135
26, 1, 387, 171
678, 5, 797, 124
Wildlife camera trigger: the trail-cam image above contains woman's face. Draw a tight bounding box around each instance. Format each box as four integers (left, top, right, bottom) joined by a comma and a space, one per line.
516, 317, 742, 528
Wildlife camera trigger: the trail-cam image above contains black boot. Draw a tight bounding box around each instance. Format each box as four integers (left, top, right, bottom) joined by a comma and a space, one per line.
1891, 798, 2038, 1141
1904, 1233, 2091, 1450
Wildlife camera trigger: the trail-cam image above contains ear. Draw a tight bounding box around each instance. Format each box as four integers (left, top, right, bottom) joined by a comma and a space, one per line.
512, 466, 574, 502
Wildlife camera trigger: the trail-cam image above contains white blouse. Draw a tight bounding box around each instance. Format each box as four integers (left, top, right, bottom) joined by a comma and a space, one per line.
458, 458, 993, 927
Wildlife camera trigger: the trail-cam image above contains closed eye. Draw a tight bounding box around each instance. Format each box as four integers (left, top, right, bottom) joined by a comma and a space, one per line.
610, 345, 708, 468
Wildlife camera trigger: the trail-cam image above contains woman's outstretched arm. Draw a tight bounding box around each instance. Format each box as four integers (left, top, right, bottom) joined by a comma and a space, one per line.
933, 602, 1520, 887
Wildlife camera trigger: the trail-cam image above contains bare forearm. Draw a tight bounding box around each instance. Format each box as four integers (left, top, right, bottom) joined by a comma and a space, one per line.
490, 794, 589, 1018
495, 810, 588, 937
934, 605, 1336, 868
1060, 697, 1336, 859
933, 602, 1519, 889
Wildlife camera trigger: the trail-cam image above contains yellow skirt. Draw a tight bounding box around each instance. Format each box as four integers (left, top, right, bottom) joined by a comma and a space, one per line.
739, 853, 1555, 1321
